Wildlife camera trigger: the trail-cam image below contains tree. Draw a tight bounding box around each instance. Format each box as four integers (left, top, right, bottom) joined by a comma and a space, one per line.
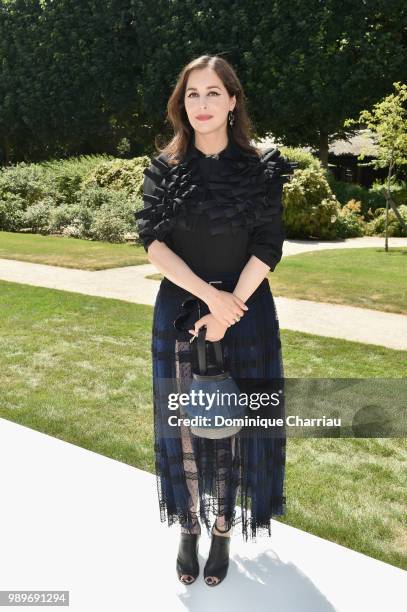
252, 0, 407, 166
345, 81, 407, 250
0, 0, 406, 164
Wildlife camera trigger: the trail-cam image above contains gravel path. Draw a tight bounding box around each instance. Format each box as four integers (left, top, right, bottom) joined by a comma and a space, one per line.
283, 236, 406, 255
0, 237, 406, 350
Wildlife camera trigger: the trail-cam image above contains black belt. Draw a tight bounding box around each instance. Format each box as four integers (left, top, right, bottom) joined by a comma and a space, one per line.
159, 275, 269, 336
160, 275, 270, 304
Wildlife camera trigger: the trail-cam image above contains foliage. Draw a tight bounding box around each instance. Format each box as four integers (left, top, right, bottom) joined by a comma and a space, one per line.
345, 82, 407, 242
89, 195, 136, 243
365, 204, 407, 237
39, 154, 114, 204
0, 154, 145, 241
0, 1, 406, 165
0, 162, 59, 207
283, 166, 340, 239
370, 178, 407, 208
333, 200, 365, 238
22, 198, 55, 233
0, 193, 26, 231
344, 82, 407, 174
327, 175, 386, 217
0, 145, 403, 242
81, 156, 150, 197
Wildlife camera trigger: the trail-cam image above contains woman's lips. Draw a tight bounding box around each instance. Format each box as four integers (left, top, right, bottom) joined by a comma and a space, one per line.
196, 115, 213, 121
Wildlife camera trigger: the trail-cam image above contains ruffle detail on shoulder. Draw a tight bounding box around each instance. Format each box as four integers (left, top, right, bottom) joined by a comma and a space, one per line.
134, 154, 201, 245
134, 146, 298, 243
253, 147, 299, 227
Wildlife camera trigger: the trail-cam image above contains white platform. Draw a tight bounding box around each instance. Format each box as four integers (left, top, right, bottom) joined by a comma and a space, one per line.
0, 418, 405, 611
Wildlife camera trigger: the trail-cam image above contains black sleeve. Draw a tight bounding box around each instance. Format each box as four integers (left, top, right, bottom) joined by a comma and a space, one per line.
247, 210, 286, 271
247, 150, 296, 271
134, 156, 169, 252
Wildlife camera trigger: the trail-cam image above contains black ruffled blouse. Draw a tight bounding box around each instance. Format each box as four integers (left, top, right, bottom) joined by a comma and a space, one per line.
134, 136, 297, 275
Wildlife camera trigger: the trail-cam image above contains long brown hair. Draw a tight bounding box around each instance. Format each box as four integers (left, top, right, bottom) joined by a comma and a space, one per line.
156, 55, 261, 165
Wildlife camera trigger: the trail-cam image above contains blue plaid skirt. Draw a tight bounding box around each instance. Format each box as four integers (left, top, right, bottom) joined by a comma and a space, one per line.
151, 269, 286, 541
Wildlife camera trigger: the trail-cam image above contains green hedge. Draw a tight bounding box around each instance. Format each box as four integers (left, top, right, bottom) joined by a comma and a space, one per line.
0, 154, 149, 243
282, 160, 340, 239
0, 151, 405, 243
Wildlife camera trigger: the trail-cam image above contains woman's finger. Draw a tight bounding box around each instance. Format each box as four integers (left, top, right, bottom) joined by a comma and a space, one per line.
190, 316, 209, 333
211, 313, 229, 327
225, 302, 245, 318
233, 295, 249, 310
234, 305, 247, 316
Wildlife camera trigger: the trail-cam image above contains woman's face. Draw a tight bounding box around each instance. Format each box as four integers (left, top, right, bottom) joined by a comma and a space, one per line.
184, 67, 236, 137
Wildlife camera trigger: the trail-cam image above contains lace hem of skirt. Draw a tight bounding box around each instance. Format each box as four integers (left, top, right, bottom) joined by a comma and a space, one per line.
155, 470, 287, 542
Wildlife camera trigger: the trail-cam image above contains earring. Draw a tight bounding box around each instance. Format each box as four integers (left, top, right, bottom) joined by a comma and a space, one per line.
228, 110, 235, 127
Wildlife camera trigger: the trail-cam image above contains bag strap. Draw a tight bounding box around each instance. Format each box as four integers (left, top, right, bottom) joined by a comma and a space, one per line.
196, 326, 224, 374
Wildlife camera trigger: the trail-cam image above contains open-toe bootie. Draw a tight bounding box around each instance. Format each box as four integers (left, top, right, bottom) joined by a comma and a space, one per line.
204, 524, 232, 587
176, 525, 201, 585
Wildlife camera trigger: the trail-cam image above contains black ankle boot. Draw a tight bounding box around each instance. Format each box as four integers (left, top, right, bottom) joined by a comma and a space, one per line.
176, 522, 201, 584
204, 523, 232, 587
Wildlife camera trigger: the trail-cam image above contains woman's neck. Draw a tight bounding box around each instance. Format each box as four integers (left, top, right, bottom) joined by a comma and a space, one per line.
194, 133, 228, 156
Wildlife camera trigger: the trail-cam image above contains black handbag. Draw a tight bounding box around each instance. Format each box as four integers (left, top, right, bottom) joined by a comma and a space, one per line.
182, 325, 246, 439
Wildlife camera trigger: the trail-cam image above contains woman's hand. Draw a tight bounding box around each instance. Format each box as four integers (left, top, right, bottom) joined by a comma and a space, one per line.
205, 289, 249, 327
188, 314, 229, 342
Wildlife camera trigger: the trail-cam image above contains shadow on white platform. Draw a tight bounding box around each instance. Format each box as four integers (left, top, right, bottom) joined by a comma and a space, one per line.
0, 418, 405, 611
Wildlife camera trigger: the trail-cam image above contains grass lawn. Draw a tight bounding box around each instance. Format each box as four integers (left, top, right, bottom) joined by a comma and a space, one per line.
0, 279, 406, 570
1, 232, 406, 313
0, 231, 146, 269
271, 247, 407, 315
149, 247, 407, 315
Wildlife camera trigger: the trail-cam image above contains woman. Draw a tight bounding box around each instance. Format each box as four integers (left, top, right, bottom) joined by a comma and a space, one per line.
135, 55, 296, 587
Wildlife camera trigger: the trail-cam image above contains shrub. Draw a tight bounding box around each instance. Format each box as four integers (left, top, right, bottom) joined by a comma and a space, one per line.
89, 191, 136, 243
370, 178, 407, 209
49, 203, 95, 236
40, 154, 114, 205
0, 162, 60, 208
82, 156, 150, 197
365, 204, 407, 237
283, 166, 341, 239
77, 184, 119, 210
276, 145, 318, 169
0, 155, 147, 240
48, 204, 79, 232
61, 223, 85, 239
333, 200, 366, 238
0, 193, 26, 231
327, 175, 386, 217
22, 198, 55, 233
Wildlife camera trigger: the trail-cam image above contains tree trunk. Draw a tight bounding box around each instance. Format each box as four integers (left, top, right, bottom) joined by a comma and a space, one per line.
2, 136, 10, 166
319, 130, 329, 168
389, 197, 407, 235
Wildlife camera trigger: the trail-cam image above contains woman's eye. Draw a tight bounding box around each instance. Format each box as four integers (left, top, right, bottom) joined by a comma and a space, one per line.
187, 91, 220, 97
